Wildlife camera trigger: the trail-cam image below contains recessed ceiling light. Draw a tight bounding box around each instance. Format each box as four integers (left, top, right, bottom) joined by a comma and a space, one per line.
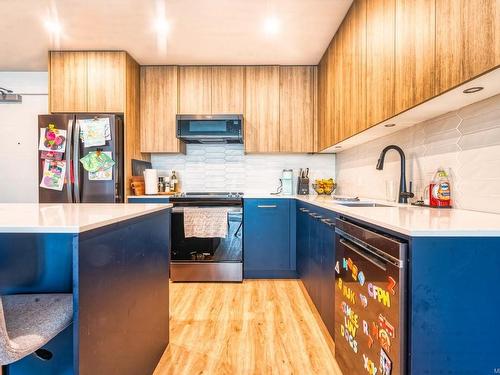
154, 18, 170, 34
384, 123, 396, 128
44, 19, 62, 34
463, 86, 484, 94
264, 16, 281, 35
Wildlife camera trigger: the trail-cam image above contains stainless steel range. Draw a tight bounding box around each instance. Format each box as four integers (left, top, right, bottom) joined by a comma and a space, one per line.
169, 192, 243, 282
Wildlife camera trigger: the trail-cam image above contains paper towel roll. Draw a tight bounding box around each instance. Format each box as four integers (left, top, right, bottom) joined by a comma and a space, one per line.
144, 169, 158, 195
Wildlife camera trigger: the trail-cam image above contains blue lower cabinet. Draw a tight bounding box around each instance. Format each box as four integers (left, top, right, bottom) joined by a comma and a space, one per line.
296, 202, 336, 337
243, 199, 297, 278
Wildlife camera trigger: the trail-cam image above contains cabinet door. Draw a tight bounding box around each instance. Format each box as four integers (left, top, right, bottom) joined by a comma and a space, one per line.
140, 66, 182, 153
329, 33, 343, 146
244, 66, 280, 153
49, 51, 88, 112
297, 204, 311, 279
317, 53, 330, 151
319, 213, 336, 337
341, 0, 367, 137
178, 66, 212, 114
279, 66, 315, 153
436, 0, 500, 94
243, 199, 292, 277
395, 0, 436, 114
211, 66, 244, 114
87, 51, 126, 112
366, 0, 396, 127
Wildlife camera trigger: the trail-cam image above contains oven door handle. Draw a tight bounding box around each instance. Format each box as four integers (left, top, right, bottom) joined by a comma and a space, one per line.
172, 206, 242, 213
339, 238, 387, 271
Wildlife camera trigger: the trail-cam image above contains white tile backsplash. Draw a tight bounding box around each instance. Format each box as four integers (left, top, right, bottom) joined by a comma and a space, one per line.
152, 144, 335, 194
336, 93, 500, 214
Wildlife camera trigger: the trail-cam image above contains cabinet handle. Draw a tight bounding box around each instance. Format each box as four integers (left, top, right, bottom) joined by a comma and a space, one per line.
299, 208, 310, 213
321, 218, 335, 228
309, 212, 322, 219
257, 205, 277, 208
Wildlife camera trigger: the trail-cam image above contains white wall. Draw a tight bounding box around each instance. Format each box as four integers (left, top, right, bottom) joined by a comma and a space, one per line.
152, 144, 336, 194
0, 72, 48, 203
335, 94, 500, 214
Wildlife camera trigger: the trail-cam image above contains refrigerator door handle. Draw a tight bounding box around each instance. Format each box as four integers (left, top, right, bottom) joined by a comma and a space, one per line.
73, 118, 81, 203
65, 119, 73, 203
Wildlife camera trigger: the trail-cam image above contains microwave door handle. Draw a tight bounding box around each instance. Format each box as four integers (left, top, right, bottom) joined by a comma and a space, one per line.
65, 119, 73, 203
340, 238, 387, 271
73, 119, 81, 203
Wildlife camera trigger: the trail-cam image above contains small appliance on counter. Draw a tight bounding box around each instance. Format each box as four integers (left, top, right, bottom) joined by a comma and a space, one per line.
297, 168, 310, 195
281, 169, 293, 195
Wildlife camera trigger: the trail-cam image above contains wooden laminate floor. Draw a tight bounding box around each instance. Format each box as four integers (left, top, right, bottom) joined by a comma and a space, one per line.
154, 280, 342, 375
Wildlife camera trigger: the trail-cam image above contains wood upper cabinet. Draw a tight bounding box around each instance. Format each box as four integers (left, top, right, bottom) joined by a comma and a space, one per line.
178, 66, 212, 114
279, 66, 315, 153
140, 66, 182, 153
211, 66, 245, 114
244, 66, 280, 153
436, 0, 500, 94
340, 0, 367, 138
49, 51, 128, 113
49, 51, 88, 112
395, 0, 436, 114
87, 52, 126, 113
366, 0, 396, 127
317, 53, 329, 152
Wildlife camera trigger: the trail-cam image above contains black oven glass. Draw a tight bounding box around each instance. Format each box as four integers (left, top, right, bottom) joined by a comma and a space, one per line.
189, 120, 228, 132
171, 210, 242, 262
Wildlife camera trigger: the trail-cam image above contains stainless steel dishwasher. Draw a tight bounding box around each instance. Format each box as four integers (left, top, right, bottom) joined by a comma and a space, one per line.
334, 218, 408, 375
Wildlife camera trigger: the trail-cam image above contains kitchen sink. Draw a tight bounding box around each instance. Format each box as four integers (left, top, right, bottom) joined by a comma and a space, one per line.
335, 202, 393, 208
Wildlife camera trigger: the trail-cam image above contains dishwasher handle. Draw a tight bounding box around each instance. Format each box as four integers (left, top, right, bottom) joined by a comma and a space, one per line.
339, 238, 387, 271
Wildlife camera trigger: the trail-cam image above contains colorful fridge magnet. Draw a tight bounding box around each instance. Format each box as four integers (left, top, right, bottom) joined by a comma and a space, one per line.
387, 276, 397, 295
379, 348, 392, 375
40, 150, 63, 161
40, 160, 66, 191
38, 125, 67, 152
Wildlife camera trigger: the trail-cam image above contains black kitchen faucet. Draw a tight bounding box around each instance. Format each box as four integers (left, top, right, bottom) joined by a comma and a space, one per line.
376, 145, 414, 204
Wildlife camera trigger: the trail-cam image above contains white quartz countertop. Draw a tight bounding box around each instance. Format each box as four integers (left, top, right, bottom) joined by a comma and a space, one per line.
245, 194, 500, 237
0, 203, 172, 233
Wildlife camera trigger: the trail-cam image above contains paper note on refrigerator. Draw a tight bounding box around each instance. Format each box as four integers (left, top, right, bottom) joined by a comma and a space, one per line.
79, 118, 111, 147
40, 160, 66, 191
38, 126, 67, 152
88, 151, 113, 181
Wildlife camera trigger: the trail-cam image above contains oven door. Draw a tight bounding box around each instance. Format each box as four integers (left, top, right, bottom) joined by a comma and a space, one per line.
170, 206, 243, 282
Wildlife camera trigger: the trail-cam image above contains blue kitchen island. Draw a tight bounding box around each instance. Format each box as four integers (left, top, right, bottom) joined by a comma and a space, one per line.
0, 203, 172, 375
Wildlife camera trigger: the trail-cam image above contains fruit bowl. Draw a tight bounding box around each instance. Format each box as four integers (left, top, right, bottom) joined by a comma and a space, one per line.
312, 179, 336, 195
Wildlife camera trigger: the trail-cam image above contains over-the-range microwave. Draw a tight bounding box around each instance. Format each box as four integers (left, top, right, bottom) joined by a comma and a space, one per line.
176, 114, 243, 144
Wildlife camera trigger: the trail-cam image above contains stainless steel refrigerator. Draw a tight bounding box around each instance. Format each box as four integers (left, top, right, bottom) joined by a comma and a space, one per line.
38, 114, 124, 203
